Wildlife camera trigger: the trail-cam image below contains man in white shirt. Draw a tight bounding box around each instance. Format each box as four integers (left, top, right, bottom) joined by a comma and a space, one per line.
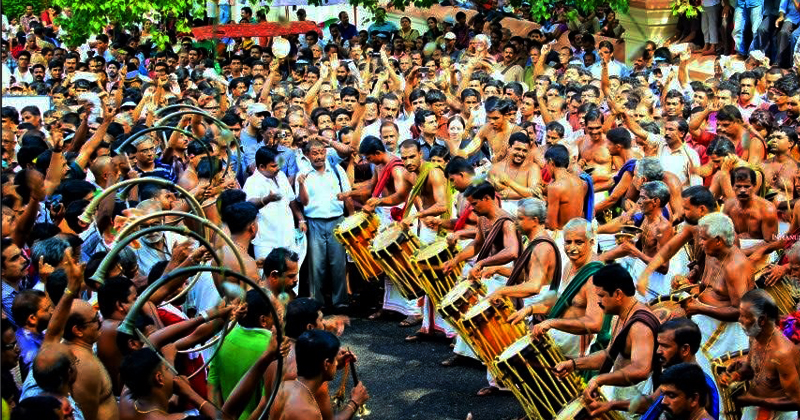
360, 93, 414, 144
296, 140, 353, 311
243, 146, 306, 260
12, 51, 33, 84
658, 117, 702, 187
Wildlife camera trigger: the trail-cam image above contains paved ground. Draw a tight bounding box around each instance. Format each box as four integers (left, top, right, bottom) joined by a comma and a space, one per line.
329, 314, 525, 420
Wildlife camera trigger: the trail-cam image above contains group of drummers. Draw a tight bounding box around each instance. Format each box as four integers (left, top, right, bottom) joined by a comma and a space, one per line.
334, 131, 800, 420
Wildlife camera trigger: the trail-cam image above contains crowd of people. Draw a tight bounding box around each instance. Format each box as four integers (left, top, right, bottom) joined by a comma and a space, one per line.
2, 0, 800, 419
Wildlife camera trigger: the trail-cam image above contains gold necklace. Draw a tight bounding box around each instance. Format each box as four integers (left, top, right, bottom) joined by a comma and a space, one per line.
295, 379, 321, 414
133, 400, 167, 415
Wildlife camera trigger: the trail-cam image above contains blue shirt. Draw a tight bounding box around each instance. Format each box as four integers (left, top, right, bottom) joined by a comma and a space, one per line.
135, 158, 176, 183
367, 21, 398, 38
338, 22, 358, 40
16, 328, 43, 376
1, 281, 19, 327
780, 0, 800, 23
738, 0, 764, 8
641, 372, 720, 420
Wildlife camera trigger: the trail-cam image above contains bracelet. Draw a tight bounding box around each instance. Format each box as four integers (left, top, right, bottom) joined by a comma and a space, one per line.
571, 359, 577, 370
200, 310, 210, 323
64, 288, 76, 297
199, 400, 208, 411
347, 399, 359, 410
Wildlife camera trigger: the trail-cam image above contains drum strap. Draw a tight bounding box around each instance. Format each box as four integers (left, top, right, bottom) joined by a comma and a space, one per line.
579, 172, 596, 221
600, 309, 661, 378
547, 261, 604, 319
371, 157, 403, 198
475, 216, 516, 261
506, 237, 562, 310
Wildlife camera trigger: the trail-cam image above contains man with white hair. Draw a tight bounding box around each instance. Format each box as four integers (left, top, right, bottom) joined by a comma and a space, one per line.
523, 217, 608, 359
600, 181, 674, 300
720, 289, 800, 419
685, 213, 754, 368
485, 198, 561, 310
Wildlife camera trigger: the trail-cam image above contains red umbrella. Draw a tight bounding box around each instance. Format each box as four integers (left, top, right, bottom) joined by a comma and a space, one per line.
191, 21, 322, 40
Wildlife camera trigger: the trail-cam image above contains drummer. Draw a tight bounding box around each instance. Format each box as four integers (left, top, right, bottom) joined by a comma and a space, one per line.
553, 263, 660, 420
722, 167, 779, 263
346, 136, 420, 326
637, 186, 717, 296
720, 290, 800, 419
587, 318, 720, 419
599, 181, 674, 300
686, 213, 754, 371
394, 140, 453, 342
484, 198, 561, 311
523, 218, 606, 359
440, 181, 521, 395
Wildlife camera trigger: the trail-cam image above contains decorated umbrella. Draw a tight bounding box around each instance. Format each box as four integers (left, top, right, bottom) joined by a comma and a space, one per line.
191, 21, 322, 41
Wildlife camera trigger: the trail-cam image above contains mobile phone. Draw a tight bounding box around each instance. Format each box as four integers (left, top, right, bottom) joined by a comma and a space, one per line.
418, 66, 430, 73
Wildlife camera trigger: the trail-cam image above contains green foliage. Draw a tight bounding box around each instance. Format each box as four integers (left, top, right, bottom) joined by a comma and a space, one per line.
4, 0, 45, 25
671, 0, 703, 18
52, 0, 199, 48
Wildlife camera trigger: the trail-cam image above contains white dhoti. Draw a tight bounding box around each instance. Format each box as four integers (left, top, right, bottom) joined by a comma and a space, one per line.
601, 381, 649, 420
500, 199, 519, 216
694, 314, 750, 418
740, 238, 778, 266
741, 406, 798, 420
623, 257, 669, 302
376, 207, 421, 317
695, 315, 749, 360
597, 233, 617, 252
549, 328, 582, 360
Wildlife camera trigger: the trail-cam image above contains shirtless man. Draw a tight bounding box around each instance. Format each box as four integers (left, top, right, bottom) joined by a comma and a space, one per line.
553, 264, 658, 420
601, 181, 674, 298
270, 330, 369, 420
685, 213, 754, 361
762, 127, 798, 204
720, 290, 800, 419
441, 182, 520, 282
485, 198, 559, 307
234, 298, 368, 420
119, 348, 230, 420
220, 202, 261, 281
638, 186, 717, 295
347, 136, 417, 323
396, 140, 451, 341
488, 132, 542, 212
461, 99, 522, 163
594, 128, 636, 218
352, 136, 411, 215
624, 157, 685, 224
440, 182, 520, 387
576, 108, 614, 191
397, 140, 448, 235
723, 167, 779, 245
524, 218, 607, 359
544, 144, 588, 230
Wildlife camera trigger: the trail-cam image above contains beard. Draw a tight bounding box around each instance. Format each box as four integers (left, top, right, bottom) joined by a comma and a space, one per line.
742, 322, 762, 337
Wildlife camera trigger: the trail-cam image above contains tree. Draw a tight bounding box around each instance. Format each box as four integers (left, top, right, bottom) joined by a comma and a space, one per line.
52, 0, 201, 48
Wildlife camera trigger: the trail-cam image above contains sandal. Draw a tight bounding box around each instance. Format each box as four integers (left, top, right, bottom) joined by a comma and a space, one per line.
476, 386, 508, 397
441, 354, 468, 367
405, 332, 424, 342
368, 309, 384, 320
398, 315, 422, 327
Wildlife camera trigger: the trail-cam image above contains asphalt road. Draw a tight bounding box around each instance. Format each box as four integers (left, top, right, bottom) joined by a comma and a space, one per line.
330, 314, 525, 420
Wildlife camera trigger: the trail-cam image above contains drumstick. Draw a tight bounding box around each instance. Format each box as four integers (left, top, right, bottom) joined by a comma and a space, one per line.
347, 347, 359, 385
528, 362, 560, 373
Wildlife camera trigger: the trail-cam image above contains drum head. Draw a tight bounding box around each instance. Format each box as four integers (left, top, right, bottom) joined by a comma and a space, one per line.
498, 335, 533, 362
371, 226, 405, 252
338, 212, 369, 232
440, 280, 474, 307
554, 398, 589, 420
464, 298, 495, 322
415, 239, 451, 262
